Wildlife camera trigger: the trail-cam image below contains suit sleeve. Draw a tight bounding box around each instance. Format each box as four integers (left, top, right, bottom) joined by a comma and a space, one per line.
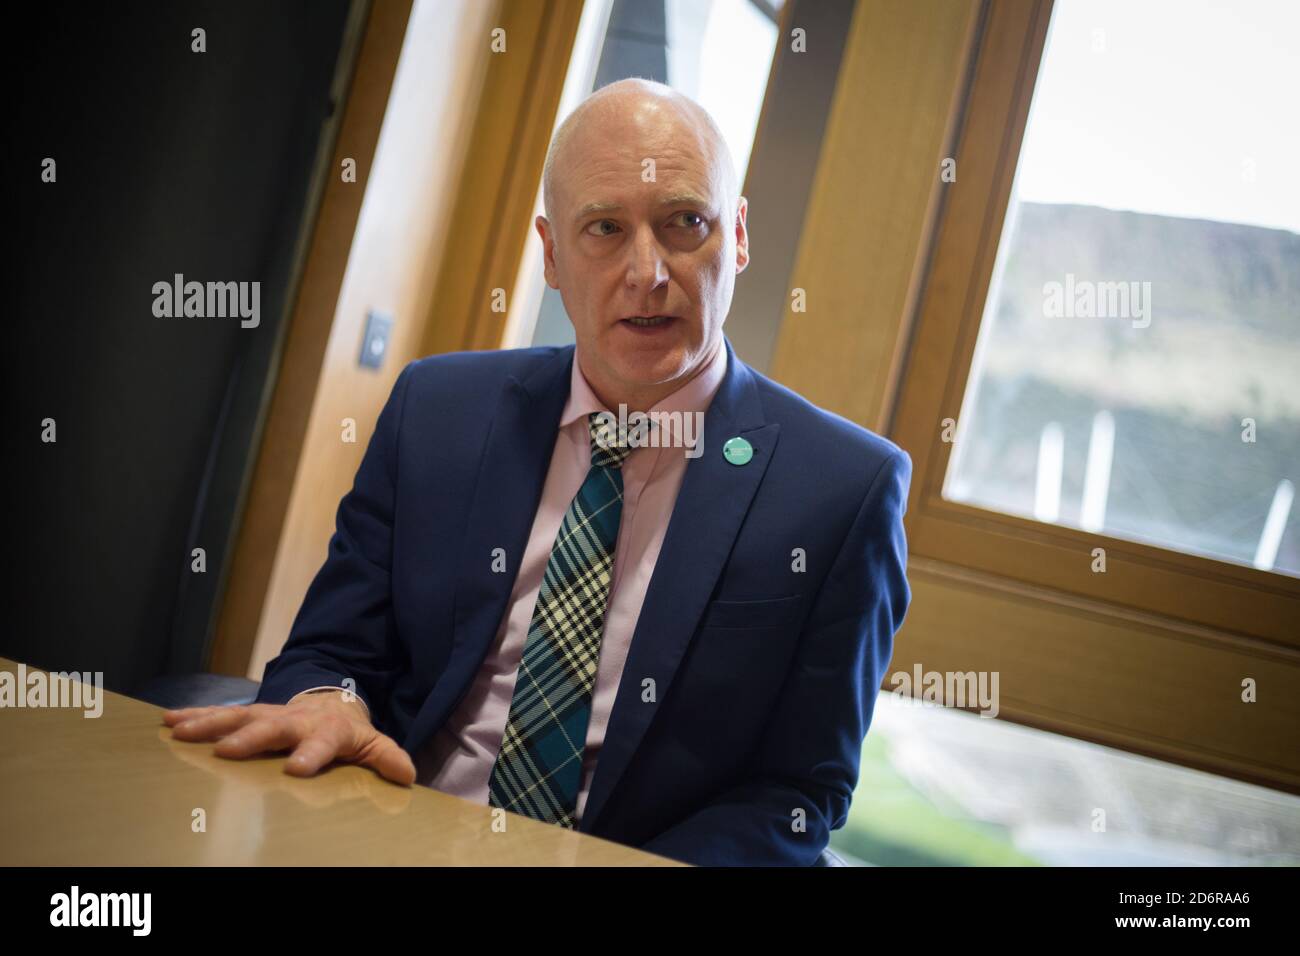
253, 361, 416, 726
640, 448, 912, 866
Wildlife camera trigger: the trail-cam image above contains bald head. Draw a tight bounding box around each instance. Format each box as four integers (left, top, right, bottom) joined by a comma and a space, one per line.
541, 78, 739, 226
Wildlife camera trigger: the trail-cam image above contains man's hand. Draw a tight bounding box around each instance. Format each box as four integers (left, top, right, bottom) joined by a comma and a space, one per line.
161, 691, 416, 786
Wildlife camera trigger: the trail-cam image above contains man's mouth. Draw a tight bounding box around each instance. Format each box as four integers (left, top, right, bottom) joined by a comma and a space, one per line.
621, 315, 676, 329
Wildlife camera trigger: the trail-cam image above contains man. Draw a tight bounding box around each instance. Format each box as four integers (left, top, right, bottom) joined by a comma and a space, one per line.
165, 78, 911, 866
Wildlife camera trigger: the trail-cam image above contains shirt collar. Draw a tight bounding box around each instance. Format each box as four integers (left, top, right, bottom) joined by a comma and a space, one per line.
560, 337, 729, 431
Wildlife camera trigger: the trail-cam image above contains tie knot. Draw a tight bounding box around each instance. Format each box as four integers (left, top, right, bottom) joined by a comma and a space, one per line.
588, 412, 635, 470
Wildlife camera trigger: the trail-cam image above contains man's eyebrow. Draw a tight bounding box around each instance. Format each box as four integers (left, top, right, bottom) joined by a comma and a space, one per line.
573, 193, 714, 223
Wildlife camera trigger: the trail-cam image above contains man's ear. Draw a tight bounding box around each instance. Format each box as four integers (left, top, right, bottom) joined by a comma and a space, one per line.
536, 215, 559, 288
733, 196, 750, 274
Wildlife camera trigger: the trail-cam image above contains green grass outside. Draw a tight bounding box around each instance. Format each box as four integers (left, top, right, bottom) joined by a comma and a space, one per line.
829, 733, 1043, 866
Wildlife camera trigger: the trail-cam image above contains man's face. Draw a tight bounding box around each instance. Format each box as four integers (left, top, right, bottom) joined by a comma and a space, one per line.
538, 99, 749, 406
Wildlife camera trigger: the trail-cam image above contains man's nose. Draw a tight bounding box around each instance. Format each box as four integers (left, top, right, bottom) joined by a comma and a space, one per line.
624, 226, 669, 291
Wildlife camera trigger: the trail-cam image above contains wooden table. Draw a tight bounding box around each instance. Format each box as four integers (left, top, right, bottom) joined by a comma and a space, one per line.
0, 658, 678, 865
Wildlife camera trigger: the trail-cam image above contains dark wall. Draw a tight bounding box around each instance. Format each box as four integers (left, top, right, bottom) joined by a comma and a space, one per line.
8, 1, 355, 694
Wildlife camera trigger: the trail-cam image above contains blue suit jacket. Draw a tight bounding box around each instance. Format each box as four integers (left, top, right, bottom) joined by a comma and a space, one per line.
256, 336, 911, 865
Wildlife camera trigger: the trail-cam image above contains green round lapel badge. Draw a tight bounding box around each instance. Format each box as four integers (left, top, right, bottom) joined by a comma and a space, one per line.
722, 436, 754, 466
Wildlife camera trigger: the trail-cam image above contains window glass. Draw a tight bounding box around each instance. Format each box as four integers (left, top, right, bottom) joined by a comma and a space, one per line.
833, 692, 1300, 866
944, 0, 1300, 576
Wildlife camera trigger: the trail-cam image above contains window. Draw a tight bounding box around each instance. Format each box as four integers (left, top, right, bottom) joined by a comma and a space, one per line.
833, 692, 1300, 866
943, 0, 1300, 576
878, 0, 1298, 792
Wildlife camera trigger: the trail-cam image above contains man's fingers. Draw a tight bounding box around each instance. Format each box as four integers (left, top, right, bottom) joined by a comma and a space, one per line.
213, 714, 312, 758
169, 700, 408, 786
284, 735, 344, 777
168, 706, 258, 741
356, 735, 417, 787
164, 702, 277, 728
162, 705, 222, 726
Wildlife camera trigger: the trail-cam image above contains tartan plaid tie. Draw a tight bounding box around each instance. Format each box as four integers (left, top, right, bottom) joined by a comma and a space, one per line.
488, 411, 635, 827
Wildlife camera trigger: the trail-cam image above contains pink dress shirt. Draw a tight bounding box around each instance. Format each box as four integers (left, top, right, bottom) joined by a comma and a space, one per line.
415, 340, 728, 820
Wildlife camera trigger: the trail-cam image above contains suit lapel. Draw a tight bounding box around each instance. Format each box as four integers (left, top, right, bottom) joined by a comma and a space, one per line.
404, 347, 573, 752
579, 338, 778, 831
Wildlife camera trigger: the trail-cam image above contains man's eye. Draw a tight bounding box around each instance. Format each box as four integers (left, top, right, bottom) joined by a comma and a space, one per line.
586, 219, 619, 237
675, 212, 705, 229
